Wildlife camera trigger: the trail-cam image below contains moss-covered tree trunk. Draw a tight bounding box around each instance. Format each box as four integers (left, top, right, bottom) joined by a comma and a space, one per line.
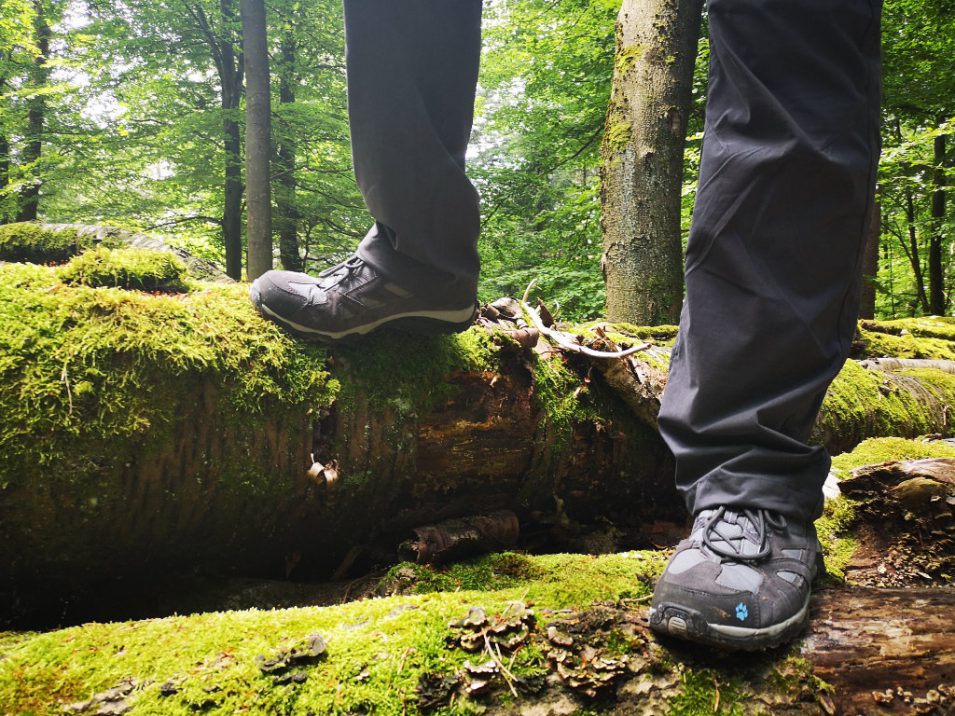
599, 0, 702, 324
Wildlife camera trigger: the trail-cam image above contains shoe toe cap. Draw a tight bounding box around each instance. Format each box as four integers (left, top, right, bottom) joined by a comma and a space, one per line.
252, 270, 327, 315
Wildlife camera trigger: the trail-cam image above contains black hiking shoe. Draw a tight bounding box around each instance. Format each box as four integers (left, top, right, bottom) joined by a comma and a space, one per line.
649, 507, 822, 651
250, 256, 477, 343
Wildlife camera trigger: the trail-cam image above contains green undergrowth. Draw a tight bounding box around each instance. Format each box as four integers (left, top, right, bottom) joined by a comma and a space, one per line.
0, 222, 120, 263
0, 552, 665, 715
816, 437, 955, 578
57, 246, 188, 291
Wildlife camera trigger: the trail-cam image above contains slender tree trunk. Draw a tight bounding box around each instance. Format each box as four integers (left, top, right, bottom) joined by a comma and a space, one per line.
242, 0, 272, 280
859, 200, 880, 319
275, 30, 301, 272
904, 189, 930, 314
0, 129, 9, 225
929, 130, 947, 315
600, 0, 702, 324
211, 0, 245, 281
15, 0, 50, 222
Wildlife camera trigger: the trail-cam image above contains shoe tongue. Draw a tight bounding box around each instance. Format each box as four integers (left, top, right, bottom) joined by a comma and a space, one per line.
695, 509, 764, 559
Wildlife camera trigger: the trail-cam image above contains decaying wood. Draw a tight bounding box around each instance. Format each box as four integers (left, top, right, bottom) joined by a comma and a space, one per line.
838, 458, 955, 588
803, 587, 954, 716
399, 511, 520, 565
427, 587, 955, 715
861, 357, 955, 375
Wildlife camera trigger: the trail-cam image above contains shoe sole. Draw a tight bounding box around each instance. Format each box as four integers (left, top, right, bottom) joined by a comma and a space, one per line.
648, 593, 812, 651
252, 289, 477, 344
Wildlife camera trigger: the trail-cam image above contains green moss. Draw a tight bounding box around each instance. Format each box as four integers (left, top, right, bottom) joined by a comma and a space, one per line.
815, 495, 859, 579
0, 263, 336, 480
334, 326, 498, 417
604, 118, 633, 156
57, 247, 188, 291
0, 552, 663, 715
0, 222, 87, 263
614, 43, 645, 75
856, 317, 955, 359
533, 350, 598, 450
816, 361, 955, 448
668, 668, 745, 716
830, 436, 955, 478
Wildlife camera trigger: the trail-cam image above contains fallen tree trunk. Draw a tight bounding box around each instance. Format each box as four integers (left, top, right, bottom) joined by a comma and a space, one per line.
2, 256, 955, 620
1, 550, 951, 715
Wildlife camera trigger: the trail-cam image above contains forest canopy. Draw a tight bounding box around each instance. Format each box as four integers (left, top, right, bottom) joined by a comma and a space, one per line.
0, 0, 951, 321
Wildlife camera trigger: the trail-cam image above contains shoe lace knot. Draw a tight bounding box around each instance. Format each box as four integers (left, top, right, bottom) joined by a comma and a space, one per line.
318, 256, 366, 289
701, 506, 787, 563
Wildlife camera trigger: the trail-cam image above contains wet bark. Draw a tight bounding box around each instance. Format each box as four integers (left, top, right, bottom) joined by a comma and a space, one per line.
241, 0, 272, 280
599, 0, 702, 325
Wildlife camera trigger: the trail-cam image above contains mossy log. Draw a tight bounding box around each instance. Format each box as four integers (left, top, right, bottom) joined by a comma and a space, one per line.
3, 255, 955, 620
0, 550, 951, 715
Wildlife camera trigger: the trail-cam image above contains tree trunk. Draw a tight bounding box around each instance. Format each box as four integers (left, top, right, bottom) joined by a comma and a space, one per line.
15, 0, 50, 223
599, 0, 702, 325
242, 0, 272, 280
859, 200, 880, 320
275, 30, 302, 272
929, 130, 947, 316
0, 132, 9, 225
216, 0, 245, 281
904, 189, 931, 314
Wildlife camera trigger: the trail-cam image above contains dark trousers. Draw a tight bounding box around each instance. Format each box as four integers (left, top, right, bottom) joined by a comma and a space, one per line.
343, 0, 483, 300
343, 0, 883, 522
658, 0, 883, 522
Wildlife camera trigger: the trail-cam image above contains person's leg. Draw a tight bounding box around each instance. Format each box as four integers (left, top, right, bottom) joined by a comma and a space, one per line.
250, 0, 482, 342
346, 0, 483, 298
651, 0, 882, 649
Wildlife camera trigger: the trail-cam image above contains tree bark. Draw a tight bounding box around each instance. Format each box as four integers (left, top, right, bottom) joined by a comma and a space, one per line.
904, 189, 931, 314
214, 0, 245, 281
241, 0, 272, 280
859, 200, 880, 319
929, 130, 947, 316
599, 0, 702, 325
275, 29, 302, 272
15, 0, 50, 223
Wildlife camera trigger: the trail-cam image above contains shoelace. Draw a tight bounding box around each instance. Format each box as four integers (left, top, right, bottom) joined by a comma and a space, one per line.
318, 256, 365, 290
701, 506, 788, 563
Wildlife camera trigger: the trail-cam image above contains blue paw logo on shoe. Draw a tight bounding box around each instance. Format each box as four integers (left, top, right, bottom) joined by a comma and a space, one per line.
735, 602, 749, 622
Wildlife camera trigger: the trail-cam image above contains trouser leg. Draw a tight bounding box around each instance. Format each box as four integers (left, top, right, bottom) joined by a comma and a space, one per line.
657, 0, 883, 521
343, 0, 483, 298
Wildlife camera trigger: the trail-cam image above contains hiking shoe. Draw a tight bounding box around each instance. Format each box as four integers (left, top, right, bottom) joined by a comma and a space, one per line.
648, 506, 822, 651
249, 256, 477, 343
